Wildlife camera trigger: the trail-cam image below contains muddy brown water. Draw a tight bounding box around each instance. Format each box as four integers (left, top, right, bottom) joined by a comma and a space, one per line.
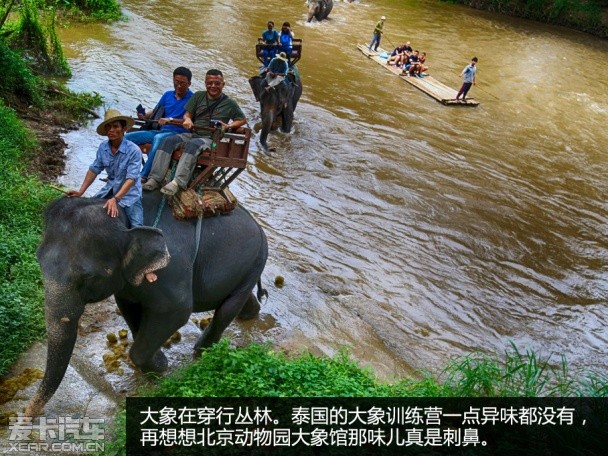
54, 0, 608, 380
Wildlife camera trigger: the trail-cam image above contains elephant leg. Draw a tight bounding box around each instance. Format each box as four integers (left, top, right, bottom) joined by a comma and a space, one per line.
194, 291, 249, 354
129, 307, 190, 372
115, 296, 142, 338
281, 105, 294, 133
237, 293, 261, 320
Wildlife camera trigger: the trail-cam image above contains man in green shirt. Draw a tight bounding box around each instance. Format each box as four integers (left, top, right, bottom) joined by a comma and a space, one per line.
142, 69, 247, 196
368, 16, 386, 52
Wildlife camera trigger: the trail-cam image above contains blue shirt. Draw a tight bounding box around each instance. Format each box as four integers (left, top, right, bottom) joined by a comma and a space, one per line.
463, 64, 477, 83
279, 32, 292, 49
262, 29, 279, 44
90, 138, 142, 208
157, 89, 193, 133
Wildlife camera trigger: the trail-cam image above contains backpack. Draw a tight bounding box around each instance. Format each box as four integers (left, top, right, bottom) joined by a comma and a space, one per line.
140, 104, 164, 131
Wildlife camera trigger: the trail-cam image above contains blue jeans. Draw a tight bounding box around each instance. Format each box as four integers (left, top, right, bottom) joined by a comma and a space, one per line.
262, 47, 277, 66
369, 34, 381, 51
123, 198, 144, 228
125, 130, 176, 178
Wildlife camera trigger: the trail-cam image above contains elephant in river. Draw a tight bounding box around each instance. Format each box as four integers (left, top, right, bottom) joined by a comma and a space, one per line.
25, 192, 268, 416
307, 0, 333, 22
249, 70, 303, 150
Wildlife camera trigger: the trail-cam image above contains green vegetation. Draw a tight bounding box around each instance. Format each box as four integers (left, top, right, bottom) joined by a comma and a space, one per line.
0, 40, 41, 106
102, 340, 608, 454
0, 102, 53, 374
36, 0, 122, 22
147, 340, 608, 398
5, 0, 70, 76
443, 0, 608, 37
0, 0, 109, 374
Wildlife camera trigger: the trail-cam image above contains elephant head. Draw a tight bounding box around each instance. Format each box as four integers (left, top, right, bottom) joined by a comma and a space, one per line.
307, 0, 333, 22
24, 197, 169, 417
249, 74, 303, 150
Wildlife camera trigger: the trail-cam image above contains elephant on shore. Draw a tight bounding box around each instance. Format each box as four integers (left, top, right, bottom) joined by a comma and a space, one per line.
307, 0, 333, 22
249, 70, 303, 150
25, 193, 268, 416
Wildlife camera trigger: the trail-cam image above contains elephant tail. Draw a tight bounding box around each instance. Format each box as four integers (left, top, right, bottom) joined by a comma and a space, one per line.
256, 278, 269, 303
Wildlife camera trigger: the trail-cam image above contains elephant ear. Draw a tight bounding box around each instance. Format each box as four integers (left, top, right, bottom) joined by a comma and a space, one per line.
122, 227, 170, 286
249, 76, 264, 102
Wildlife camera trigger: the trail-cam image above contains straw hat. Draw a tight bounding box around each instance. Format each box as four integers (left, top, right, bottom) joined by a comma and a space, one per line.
381, 16, 386, 20
276, 52, 288, 61
96, 109, 134, 135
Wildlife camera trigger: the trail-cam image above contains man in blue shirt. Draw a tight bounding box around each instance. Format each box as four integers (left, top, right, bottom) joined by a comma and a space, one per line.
68, 109, 157, 282
456, 57, 478, 102
265, 52, 289, 91
68, 108, 143, 223
126, 67, 194, 181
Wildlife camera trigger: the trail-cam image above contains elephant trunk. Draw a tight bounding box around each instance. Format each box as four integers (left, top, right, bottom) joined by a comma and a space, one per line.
24, 290, 83, 417
260, 110, 275, 150
307, 4, 317, 22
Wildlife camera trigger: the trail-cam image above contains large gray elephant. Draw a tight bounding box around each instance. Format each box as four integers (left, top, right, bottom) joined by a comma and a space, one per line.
307, 0, 333, 22
25, 192, 267, 416
249, 71, 303, 150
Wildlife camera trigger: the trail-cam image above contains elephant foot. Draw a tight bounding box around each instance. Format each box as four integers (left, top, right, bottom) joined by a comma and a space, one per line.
237, 294, 261, 320
138, 350, 168, 373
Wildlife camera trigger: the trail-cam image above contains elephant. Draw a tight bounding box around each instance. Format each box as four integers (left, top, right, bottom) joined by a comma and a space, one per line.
249, 70, 303, 151
307, 0, 333, 22
25, 192, 268, 416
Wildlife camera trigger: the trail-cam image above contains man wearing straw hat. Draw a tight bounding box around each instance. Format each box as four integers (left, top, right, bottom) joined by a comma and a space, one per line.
368, 16, 386, 52
68, 109, 157, 282
264, 51, 289, 91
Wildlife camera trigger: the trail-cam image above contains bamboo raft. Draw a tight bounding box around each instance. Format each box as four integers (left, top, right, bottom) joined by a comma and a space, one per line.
357, 44, 479, 107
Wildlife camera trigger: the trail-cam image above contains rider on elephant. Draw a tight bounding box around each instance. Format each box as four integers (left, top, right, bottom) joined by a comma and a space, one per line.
125, 67, 193, 182
279, 22, 294, 65
142, 69, 247, 196
264, 52, 289, 91
261, 21, 279, 67
67, 109, 158, 282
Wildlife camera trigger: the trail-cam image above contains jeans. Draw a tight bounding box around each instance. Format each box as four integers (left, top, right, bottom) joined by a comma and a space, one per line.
123, 199, 144, 228
125, 130, 177, 178
262, 47, 277, 67
369, 34, 381, 51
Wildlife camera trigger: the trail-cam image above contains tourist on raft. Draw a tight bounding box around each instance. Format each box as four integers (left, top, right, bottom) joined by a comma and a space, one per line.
368, 16, 386, 52
456, 57, 478, 102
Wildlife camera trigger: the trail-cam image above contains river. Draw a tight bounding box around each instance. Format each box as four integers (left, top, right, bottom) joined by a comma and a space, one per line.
57, 0, 608, 380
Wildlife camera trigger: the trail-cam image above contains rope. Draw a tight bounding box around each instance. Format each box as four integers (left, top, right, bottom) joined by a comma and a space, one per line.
152, 160, 178, 228
152, 196, 166, 228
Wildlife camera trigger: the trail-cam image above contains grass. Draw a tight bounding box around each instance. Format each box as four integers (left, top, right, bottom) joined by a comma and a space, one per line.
0, 102, 55, 374
100, 339, 608, 455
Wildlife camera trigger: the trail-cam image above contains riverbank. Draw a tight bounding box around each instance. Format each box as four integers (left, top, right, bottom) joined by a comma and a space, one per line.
449, 0, 608, 38
18, 90, 98, 183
